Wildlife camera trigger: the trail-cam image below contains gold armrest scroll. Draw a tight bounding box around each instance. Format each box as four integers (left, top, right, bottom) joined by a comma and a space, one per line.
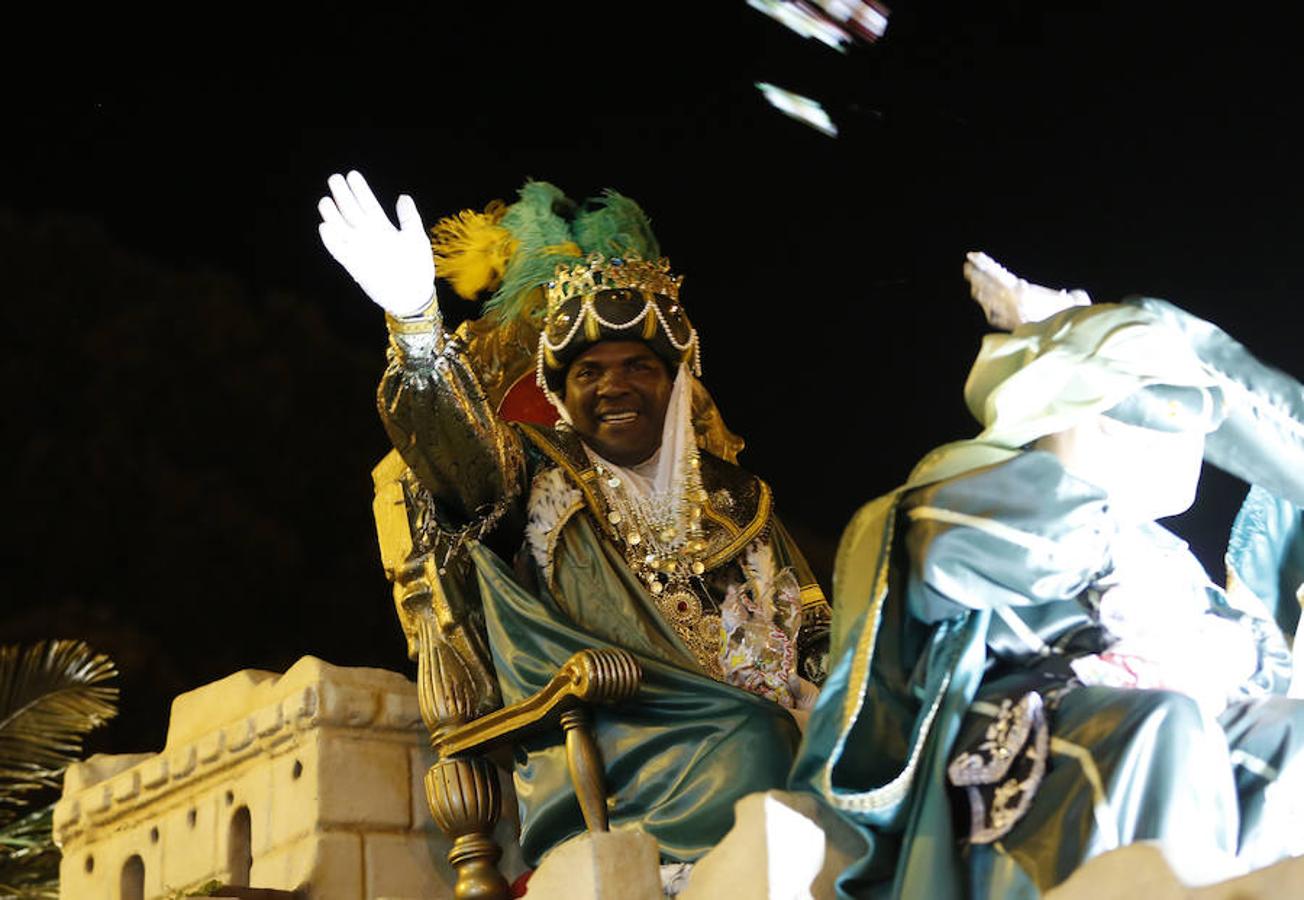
435, 648, 642, 834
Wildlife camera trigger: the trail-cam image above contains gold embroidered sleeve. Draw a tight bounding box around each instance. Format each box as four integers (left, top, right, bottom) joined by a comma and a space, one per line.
377, 310, 524, 531
767, 514, 833, 685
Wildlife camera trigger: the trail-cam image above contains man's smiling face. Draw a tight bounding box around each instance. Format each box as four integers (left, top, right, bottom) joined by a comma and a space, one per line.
563, 341, 673, 466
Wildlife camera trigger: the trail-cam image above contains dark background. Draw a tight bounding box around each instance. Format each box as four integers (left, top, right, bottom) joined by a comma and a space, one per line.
6, 2, 1303, 756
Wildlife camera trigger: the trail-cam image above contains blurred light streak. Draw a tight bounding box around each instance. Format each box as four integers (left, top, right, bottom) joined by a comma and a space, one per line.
815, 0, 889, 42
756, 83, 839, 137
747, 0, 851, 52
747, 0, 889, 50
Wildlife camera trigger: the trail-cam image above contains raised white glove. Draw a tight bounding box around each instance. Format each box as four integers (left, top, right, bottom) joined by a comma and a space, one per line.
318, 170, 436, 319
963, 251, 1090, 330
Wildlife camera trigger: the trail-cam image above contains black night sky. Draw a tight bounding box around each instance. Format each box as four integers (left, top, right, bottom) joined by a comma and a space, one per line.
7, 2, 1304, 757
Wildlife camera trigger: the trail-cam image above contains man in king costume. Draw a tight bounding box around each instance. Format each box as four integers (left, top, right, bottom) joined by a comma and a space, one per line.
317, 171, 830, 871
793, 253, 1304, 898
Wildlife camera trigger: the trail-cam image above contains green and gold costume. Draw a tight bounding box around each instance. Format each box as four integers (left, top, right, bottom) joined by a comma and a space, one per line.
376, 181, 830, 865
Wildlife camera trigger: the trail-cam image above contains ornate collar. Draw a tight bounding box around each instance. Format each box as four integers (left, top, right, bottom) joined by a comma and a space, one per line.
518, 425, 772, 573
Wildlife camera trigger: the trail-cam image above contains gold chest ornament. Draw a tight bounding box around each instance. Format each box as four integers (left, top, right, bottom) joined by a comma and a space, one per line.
588, 450, 724, 678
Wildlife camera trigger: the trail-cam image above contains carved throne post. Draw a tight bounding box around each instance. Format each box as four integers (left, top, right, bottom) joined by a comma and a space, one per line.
372, 452, 644, 899
414, 606, 508, 900
373, 453, 508, 900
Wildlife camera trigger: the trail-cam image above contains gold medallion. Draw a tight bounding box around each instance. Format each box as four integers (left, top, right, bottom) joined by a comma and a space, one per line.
660, 590, 701, 624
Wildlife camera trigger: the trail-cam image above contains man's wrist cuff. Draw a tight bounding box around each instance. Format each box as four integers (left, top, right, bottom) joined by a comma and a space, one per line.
386, 289, 440, 335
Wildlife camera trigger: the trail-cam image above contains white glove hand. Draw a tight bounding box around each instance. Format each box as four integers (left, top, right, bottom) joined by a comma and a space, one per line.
318, 170, 436, 318
963, 251, 1090, 330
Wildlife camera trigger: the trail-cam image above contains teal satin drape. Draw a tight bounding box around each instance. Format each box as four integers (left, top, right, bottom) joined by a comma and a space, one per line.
792, 450, 1304, 899
469, 532, 802, 865
1228, 484, 1304, 640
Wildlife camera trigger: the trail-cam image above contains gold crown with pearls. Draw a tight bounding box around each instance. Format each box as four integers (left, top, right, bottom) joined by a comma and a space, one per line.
544, 252, 683, 314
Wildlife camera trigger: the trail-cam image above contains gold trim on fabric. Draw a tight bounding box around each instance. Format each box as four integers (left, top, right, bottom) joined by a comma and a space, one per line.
828, 670, 953, 814
385, 306, 440, 335
519, 425, 616, 541
703, 481, 772, 570
822, 491, 937, 812
995, 606, 1052, 657
799, 584, 828, 608
836, 496, 900, 726
544, 498, 586, 589
1049, 737, 1120, 850
1230, 748, 1281, 781
908, 505, 1063, 557
700, 502, 741, 537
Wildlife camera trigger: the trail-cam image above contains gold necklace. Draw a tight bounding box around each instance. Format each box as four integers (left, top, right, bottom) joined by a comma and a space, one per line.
589, 452, 723, 677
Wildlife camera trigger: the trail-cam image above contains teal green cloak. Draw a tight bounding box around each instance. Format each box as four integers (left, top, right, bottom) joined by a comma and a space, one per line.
469, 514, 804, 865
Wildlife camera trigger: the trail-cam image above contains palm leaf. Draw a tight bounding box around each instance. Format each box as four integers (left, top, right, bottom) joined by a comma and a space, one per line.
0, 803, 52, 851
0, 804, 59, 898
0, 641, 118, 811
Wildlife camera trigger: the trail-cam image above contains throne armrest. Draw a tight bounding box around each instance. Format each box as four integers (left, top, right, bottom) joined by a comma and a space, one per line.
435, 648, 642, 832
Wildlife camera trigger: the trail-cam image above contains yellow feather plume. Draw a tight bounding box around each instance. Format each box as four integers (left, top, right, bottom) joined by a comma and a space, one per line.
430, 201, 519, 300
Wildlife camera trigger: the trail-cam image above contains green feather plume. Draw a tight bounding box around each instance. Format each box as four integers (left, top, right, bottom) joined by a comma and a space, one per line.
488, 181, 583, 322
572, 190, 661, 259
480, 182, 663, 325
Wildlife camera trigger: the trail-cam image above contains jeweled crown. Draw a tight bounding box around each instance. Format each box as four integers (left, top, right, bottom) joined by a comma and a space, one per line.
544, 252, 683, 314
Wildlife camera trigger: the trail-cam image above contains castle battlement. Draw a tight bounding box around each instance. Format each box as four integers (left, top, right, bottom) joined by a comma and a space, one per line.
55, 656, 522, 900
